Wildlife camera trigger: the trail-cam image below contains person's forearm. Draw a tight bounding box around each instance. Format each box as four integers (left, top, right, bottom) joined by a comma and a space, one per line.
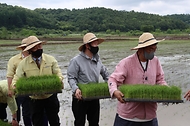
68, 79, 78, 93
12, 113, 17, 120
11, 113, 19, 126
7, 77, 13, 90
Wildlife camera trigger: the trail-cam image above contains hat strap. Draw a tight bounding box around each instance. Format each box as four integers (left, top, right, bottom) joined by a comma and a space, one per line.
88, 37, 97, 42
139, 38, 155, 44
27, 41, 40, 46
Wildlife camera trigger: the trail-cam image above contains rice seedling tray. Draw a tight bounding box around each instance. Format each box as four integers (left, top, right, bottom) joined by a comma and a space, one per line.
123, 98, 183, 103
77, 83, 182, 102
119, 84, 182, 103
16, 90, 63, 96
81, 96, 111, 100
15, 75, 63, 96
78, 83, 110, 100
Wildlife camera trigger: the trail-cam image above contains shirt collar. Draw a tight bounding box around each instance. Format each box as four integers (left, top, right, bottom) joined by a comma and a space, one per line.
32, 56, 42, 62
80, 52, 99, 62
19, 52, 23, 59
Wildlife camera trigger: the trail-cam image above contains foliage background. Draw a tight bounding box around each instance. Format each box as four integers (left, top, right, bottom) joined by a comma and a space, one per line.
1, 3, 190, 39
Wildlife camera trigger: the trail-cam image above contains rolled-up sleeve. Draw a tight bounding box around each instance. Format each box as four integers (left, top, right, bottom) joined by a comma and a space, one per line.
6, 54, 22, 78
7, 59, 16, 78
0, 80, 17, 115
7, 96, 17, 115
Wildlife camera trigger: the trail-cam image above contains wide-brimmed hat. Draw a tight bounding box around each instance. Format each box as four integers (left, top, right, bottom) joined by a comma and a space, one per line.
78, 33, 104, 51
131, 32, 164, 50
23, 36, 46, 52
16, 38, 28, 50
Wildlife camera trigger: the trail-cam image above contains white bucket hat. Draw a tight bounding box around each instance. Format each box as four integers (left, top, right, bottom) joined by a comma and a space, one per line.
78, 33, 104, 51
23, 36, 46, 52
131, 32, 164, 50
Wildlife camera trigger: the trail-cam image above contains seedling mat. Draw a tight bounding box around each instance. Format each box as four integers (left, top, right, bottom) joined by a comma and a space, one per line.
124, 98, 183, 103
80, 96, 111, 100
16, 90, 62, 96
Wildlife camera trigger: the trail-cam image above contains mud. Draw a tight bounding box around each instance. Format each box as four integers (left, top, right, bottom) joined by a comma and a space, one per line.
1, 40, 190, 125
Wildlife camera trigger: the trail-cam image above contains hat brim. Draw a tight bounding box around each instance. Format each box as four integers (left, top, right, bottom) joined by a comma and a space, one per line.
78, 38, 104, 51
16, 44, 27, 50
23, 41, 46, 52
131, 39, 164, 50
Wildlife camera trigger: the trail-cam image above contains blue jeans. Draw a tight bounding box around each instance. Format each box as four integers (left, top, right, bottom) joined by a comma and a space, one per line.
114, 114, 158, 126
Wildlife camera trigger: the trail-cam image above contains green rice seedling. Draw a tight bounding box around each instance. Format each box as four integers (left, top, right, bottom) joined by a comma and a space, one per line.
0, 120, 11, 126
119, 84, 182, 101
78, 83, 110, 99
78, 84, 86, 98
15, 75, 62, 95
149, 85, 155, 99
150, 85, 157, 99
78, 83, 182, 101
119, 85, 129, 98
155, 85, 163, 100
88, 84, 96, 97
82, 85, 88, 98
94, 85, 100, 97
101, 83, 107, 96
142, 85, 150, 99
78, 84, 93, 98
132, 85, 141, 98
138, 86, 147, 99
170, 86, 182, 100
161, 86, 171, 100
103, 83, 110, 97
130, 86, 137, 98
125, 85, 133, 98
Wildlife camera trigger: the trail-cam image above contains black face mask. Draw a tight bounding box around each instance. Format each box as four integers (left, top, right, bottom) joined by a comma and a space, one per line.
31, 49, 43, 58
89, 44, 99, 55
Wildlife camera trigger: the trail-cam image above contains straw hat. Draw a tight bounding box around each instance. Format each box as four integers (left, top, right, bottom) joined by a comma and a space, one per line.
16, 38, 28, 50
131, 32, 164, 50
23, 36, 46, 52
78, 33, 104, 51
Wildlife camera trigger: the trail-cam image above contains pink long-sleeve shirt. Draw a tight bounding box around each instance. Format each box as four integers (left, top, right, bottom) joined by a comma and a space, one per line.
108, 53, 167, 120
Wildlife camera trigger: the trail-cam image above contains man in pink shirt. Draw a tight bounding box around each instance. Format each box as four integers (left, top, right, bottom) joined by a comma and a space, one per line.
108, 32, 167, 126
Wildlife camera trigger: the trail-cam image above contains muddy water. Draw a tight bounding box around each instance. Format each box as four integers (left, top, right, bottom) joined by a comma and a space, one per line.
1, 43, 190, 125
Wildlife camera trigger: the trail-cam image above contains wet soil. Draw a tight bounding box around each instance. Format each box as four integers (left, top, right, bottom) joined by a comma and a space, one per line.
1, 39, 190, 125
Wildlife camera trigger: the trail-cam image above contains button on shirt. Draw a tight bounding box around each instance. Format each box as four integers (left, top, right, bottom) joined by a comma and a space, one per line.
67, 52, 109, 93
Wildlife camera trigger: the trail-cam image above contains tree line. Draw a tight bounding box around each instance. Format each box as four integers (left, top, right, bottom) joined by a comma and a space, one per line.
0, 3, 190, 39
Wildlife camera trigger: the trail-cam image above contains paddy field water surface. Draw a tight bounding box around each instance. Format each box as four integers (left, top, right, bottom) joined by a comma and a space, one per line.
1, 39, 190, 126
